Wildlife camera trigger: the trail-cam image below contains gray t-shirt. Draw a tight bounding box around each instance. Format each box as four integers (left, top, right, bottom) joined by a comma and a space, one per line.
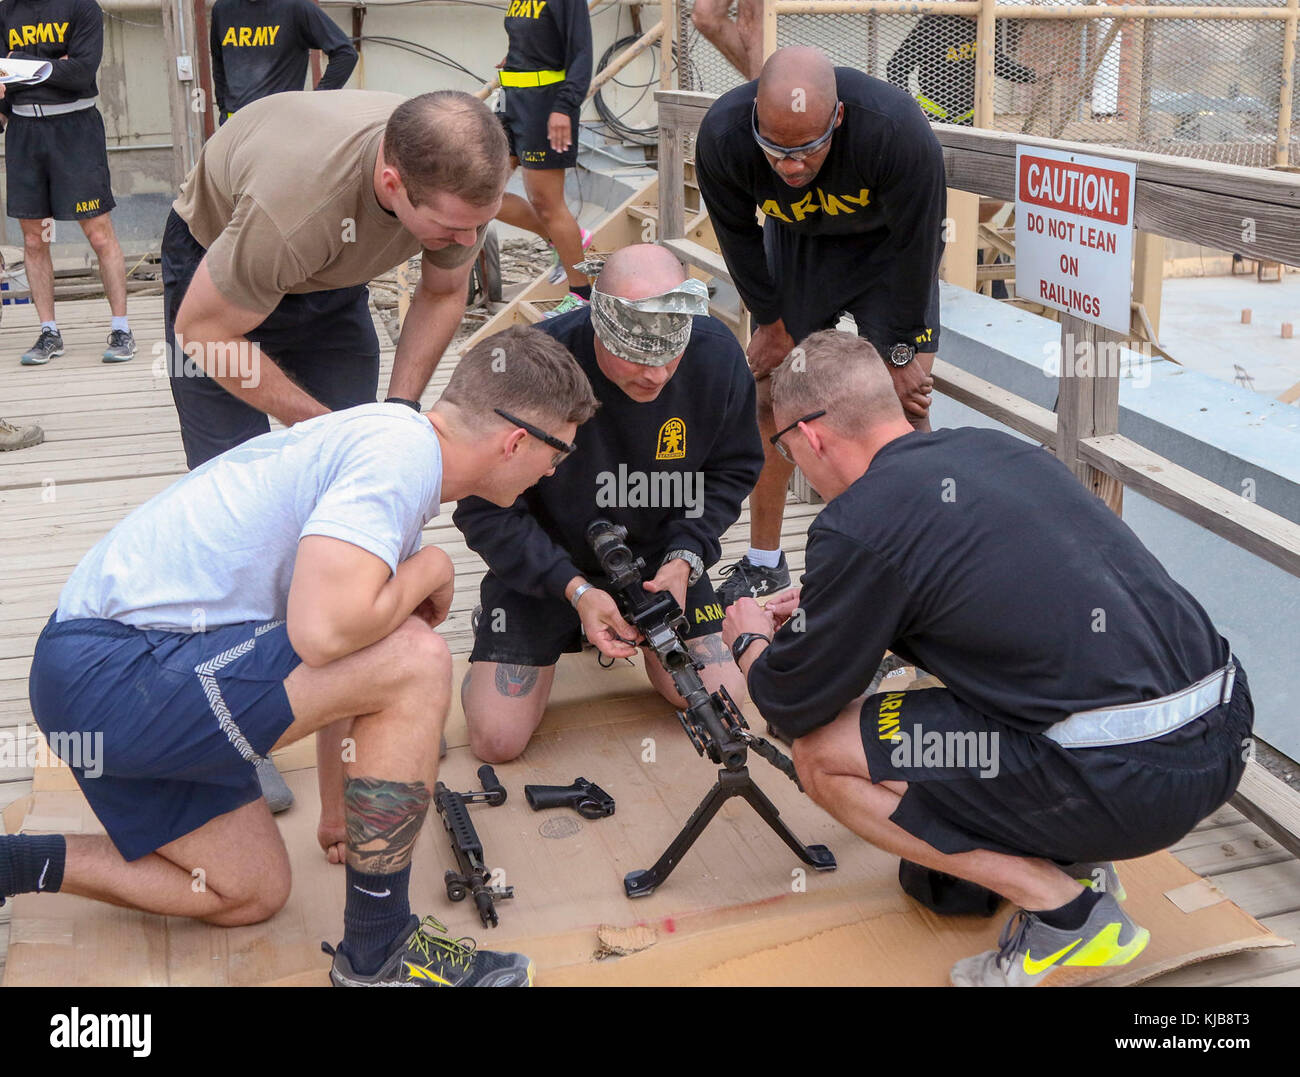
58, 404, 444, 630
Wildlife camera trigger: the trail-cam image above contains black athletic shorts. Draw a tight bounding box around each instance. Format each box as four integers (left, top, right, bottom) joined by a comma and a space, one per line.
498, 86, 579, 170
469, 569, 727, 667
858, 660, 1254, 863
763, 218, 941, 356
4, 107, 116, 221
161, 209, 380, 470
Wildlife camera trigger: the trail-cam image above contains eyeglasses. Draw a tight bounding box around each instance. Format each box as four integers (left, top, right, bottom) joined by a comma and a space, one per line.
751, 100, 840, 163
769, 409, 826, 463
494, 408, 576, 468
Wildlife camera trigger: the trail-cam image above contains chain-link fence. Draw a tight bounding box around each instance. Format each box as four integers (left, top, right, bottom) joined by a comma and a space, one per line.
674, 1, 1299, 169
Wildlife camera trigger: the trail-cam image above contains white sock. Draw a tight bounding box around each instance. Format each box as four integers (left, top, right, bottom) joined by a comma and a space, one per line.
41, 320, 58, 334
746, 546, 782, 569
111, 316, 130, 333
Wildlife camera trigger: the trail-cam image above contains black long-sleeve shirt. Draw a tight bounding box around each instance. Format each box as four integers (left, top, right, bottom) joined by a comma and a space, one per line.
748, 428, 1231, 741
210, 0, 357, 116
886, 15, 1036, 123
0, 0, 101, 116
502, 0, 591, 113
695, 67, 946, 347
453, 309, 763, 600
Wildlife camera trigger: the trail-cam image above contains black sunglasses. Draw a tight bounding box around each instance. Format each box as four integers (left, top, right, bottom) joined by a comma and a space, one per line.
751, 100, 840, 163
494, 408, 576, 467
769, 409, 827, 463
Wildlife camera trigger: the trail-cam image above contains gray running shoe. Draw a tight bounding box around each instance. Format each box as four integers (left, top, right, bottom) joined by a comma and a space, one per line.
950, 891, 1149, 987
255, 756, 295, 814
20, 328, 63, 366
102, 328, 137, 363
1061, 860, 1126, 901
324, 915, 534, 987
0, 416, 44, 451
716, 552, 790, 609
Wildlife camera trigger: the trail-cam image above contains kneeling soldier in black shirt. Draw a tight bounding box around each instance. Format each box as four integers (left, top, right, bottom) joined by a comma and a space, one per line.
454, 244, 764, 763
724, 330, 1253, 987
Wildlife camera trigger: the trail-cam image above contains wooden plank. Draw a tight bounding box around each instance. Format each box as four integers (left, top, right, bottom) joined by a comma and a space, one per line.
1231, 760, 1300, 862
1078, 434, 1300, 579
930, 359, 1057, 448
660, 237, 733, 283
658, 117, 685, 241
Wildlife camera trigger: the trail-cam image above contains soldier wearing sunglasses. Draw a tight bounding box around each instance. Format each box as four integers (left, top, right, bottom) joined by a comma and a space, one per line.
696, 46, 946, 611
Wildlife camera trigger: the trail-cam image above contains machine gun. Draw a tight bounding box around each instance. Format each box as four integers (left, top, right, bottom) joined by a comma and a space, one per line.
434, 765, 513, 927
586, 519, 836, 897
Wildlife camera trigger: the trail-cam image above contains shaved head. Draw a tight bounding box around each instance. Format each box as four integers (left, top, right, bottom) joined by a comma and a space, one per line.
595, 243, 688, 300
756, 46, 838, 140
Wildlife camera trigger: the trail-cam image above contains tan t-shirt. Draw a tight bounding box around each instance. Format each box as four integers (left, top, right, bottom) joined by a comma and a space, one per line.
173, 90, 486, 315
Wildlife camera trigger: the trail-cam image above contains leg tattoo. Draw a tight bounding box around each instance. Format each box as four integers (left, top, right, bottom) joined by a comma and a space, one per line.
344, 777, 431, 875
687, 632, 733, 667
495, 663, 540, 698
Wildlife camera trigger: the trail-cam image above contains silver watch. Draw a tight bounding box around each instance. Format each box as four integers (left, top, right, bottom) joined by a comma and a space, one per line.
662, 549, 704, 586
888, 343, 915, 367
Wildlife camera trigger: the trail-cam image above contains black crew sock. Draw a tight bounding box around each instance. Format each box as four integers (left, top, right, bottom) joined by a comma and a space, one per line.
570, 284, 592, 300
1034, 885, 1103, 931
0, 834, 67, 900
340, 864, 412, 976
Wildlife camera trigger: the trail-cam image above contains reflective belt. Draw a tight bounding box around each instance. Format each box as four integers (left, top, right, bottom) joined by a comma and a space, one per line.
1044, 662, 1236, 749
915, 94, 973, 125
499, 69, 566, 88
12, 97, 96, 118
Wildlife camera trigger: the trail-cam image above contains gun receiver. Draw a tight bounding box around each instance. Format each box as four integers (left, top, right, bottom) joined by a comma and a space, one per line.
434, 764, 513, 927
525, 777, 616, 818
585, 519, 835, 897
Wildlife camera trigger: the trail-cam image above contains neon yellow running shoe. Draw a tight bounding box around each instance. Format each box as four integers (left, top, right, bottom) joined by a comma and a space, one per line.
950, 891, 1149, 987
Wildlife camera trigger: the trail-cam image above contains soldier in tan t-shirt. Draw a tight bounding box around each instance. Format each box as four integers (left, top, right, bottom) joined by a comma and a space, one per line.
163, 88, 510, 471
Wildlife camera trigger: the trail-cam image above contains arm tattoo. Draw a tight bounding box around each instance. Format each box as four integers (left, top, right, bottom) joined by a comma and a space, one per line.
344, 776, 431, 875
687, 632, 733, 667
495, 663, 540, 698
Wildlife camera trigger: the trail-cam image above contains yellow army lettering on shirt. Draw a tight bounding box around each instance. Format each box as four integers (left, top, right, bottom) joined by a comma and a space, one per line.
74, 199, 102, 213
945, 41, 977, 62
693, 603, 724, 625
877, 691, 906, 742
505, 0, 548, 17
221, 25, 282, 47
8, 22, 69, 48
759, 187, 870, 225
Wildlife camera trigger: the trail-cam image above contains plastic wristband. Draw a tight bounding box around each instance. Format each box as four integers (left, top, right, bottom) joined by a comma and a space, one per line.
385, 396, 422, 412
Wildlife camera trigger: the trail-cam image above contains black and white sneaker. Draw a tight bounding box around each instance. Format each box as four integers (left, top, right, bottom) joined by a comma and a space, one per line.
716, 552, 790, 609
323, 915, 534, 987
20, 328, 63, 366
102, 328, 137, 363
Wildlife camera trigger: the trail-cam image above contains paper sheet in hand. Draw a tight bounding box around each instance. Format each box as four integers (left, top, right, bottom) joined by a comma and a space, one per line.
0, 58, 53, 85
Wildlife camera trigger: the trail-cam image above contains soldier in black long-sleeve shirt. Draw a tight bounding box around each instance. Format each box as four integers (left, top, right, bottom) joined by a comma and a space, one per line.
209, 0, 357, 121
454, 245, 764, 763
722, 331, 1253, 987
886, 14, 1036, 126
1, 0, 135, 365
695, 47, 947, 611
493, 0, 593, 309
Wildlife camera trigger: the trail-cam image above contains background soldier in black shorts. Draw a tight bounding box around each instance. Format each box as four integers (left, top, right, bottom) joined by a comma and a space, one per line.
1, 0, 135, 366
209, 0, 358, 123
492, 0, 593, 313
696, 46, 946, 608
725, 331, 1253, 988
454, 245, 764, 763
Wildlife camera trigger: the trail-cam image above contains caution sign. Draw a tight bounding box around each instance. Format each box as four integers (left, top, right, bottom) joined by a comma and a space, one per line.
1015, 146, 1137, 333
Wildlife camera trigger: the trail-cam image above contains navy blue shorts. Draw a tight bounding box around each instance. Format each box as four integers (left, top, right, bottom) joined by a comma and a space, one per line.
161, 209, 381, 470
858, 662, 1253, 863
469, 570, 727, 667
28, 613, 302, 861
498, 87, 579, 170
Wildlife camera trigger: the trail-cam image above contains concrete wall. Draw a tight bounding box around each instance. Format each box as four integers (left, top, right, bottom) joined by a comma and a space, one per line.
934, 284, 1300, 760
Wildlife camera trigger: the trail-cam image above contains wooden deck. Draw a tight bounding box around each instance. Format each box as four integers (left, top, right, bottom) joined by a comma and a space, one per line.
2, 295, 1297, 986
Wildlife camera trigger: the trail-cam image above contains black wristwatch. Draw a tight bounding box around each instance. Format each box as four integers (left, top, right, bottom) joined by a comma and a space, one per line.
887, 343, 915, 368
730, 632, 771, 664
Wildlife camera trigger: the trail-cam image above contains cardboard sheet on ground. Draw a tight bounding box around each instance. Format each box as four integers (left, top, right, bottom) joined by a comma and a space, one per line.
2, 655, 1287, 987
